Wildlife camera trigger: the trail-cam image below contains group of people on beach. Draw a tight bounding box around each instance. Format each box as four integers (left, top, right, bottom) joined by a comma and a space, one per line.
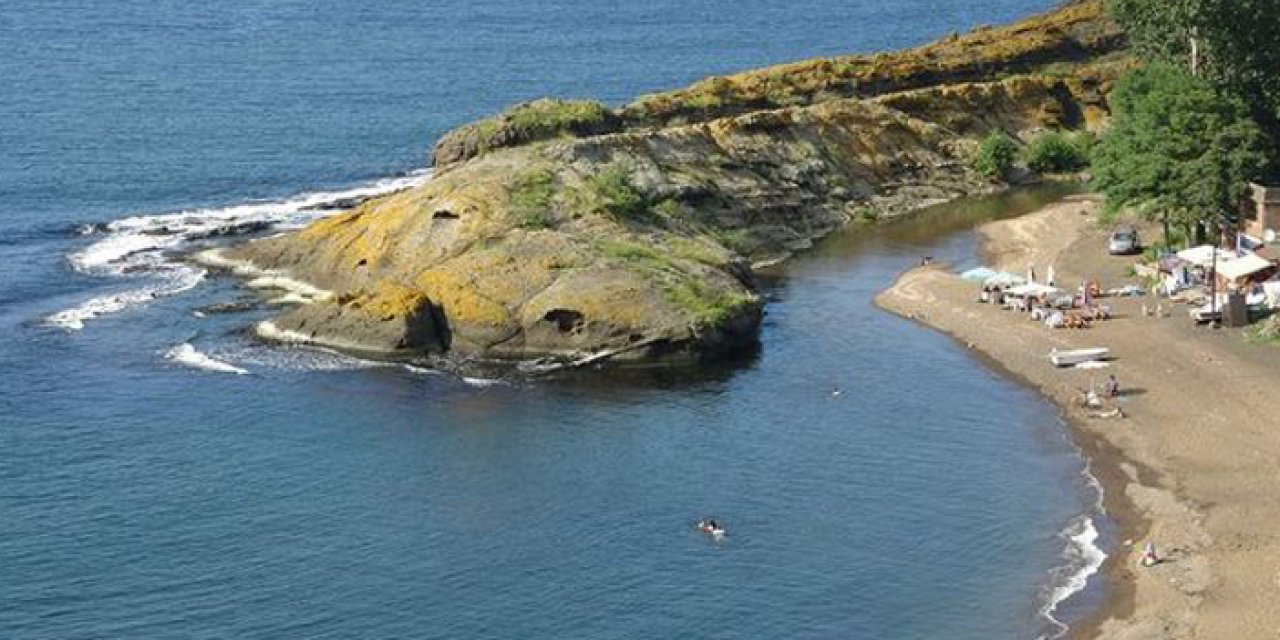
977, 279, 1113, 330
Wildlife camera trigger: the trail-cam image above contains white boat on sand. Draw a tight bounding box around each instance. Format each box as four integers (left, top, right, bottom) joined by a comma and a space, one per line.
1049, 347, 1110, 367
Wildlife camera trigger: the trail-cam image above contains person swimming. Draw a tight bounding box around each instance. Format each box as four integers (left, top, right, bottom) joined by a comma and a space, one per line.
697, 518, 725, 537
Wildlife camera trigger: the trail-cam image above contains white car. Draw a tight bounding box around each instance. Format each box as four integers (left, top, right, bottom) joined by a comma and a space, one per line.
1108, 228, 1140, 255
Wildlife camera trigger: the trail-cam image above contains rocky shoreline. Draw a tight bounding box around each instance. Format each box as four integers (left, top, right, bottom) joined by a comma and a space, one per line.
222, 0, 1124, 369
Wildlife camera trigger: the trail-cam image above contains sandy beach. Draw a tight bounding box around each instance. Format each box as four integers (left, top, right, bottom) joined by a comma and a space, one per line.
877, 196, 1280, 639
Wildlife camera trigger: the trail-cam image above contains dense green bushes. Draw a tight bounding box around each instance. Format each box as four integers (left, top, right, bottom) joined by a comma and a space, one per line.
972, 130, 1094, 179
1023, 131, 1091, 172
971, 132, 1019, 178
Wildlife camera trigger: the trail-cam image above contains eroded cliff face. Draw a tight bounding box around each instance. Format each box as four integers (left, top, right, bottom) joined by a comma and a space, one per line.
226, 0, 1126, 367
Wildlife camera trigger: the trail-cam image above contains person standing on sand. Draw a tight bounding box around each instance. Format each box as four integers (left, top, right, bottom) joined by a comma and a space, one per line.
1103, 374, 1120, 398
1140, 541, 1159, 566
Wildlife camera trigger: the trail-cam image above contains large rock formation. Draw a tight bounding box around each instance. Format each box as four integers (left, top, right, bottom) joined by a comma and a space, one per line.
226, 0, 1126, 367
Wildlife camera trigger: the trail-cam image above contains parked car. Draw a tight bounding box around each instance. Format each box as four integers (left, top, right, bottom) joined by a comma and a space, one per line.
1108, 227, 1140, 255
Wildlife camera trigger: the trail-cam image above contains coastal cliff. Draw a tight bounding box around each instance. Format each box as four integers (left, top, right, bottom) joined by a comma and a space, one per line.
225, 0, 1126, 366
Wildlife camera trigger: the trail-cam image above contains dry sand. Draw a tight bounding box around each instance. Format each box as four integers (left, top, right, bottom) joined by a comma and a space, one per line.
876, 196, 1280, 639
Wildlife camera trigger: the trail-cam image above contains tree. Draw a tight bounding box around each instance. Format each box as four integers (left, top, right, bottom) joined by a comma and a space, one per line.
1108, 0, 1280, 166
1024, 132, 1090, 173
1091, 63, 1268, 243
972, 132, 1018, 179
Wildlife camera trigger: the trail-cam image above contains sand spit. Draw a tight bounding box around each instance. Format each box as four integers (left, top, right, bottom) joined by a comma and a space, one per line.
877, 197, 1280, 639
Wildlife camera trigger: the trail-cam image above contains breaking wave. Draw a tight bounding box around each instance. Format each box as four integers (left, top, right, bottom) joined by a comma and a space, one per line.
47, 170, 430, 330
165, 343, 250, 375
1040, 460, 1107, 638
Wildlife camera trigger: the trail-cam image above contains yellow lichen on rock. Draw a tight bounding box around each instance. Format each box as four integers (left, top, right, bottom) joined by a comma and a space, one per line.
230, 0, 1126, 365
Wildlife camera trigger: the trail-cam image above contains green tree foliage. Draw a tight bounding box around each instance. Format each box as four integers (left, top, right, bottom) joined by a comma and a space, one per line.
1108, 0, 1280, 157
1023, 131, 1090, 173
971, 132, 1019, 179
1091, 63, 1267, 241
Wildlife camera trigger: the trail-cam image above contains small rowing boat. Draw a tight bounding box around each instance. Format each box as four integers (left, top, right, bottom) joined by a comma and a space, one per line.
1049, 347, 1109, 367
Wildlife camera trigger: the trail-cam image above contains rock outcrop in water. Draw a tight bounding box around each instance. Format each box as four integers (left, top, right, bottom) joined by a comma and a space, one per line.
226, 0, 1126, 366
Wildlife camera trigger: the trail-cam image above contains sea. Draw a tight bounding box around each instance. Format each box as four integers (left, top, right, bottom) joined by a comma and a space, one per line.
0, 1, 1108, 638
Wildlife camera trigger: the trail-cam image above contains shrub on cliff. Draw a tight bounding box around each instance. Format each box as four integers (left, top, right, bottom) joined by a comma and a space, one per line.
505, 99, 612, 138
509, 168, 557, 229
585, 164, 649, 221
971, 132, 1019, 179
1023, 131, 1090, 173
665, 276, 756, 326
435, 99, 619, 166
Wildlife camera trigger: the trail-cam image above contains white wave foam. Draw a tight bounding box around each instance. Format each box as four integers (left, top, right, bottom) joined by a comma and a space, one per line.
246, 275, 332, 302
46, 266, 207, 330
191, 248, 271, 276
1040, 463, 1108, 638
225, 342, 386, 372
164, 343, 249, 375
266, 292, 315, 306
462, 376, 506, 388
255, 320, 314, 345
55, 170, 431, 330
73, 170, 429, 275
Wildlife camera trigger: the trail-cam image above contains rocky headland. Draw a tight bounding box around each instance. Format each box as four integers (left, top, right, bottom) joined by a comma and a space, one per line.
223, 0, 1126, 367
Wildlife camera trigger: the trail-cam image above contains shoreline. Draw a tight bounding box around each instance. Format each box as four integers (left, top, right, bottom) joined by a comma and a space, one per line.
888, 278, 1144, 638
876, 196, 1280, 638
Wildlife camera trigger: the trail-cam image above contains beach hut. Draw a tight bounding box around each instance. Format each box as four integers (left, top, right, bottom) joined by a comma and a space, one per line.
1176, 245, 1239, 269
1214, 252, 1276, 288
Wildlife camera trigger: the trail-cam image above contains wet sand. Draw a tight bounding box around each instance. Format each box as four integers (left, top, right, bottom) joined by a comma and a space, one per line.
877, 196, 1280, 639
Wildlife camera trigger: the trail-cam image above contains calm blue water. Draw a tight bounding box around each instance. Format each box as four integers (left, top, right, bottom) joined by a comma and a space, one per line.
0, 1, 1106, 638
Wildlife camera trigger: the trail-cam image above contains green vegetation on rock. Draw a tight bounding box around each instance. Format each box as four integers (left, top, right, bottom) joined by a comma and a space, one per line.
509, 168, 557, 229
434, 99, 620, 167
664, 277, 756, 326
595, 238, 670, 267
971, 132, 1019, 179
235, 1, 1126, 366
505, 99, 611, 138
668, 237, 729, 267
585, 163, 650, 221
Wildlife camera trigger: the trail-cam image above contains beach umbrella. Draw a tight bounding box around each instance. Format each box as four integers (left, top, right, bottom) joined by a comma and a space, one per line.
960, 267, 998, 282
1027, 263, 1036, 284
1046, 264, 1056, 287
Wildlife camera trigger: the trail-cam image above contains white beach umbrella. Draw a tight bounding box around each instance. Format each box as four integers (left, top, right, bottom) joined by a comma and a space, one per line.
1046, 264, 1056, 287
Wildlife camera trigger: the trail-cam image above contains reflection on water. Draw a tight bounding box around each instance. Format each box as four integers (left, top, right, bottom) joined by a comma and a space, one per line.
812, 182, 1084, 261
